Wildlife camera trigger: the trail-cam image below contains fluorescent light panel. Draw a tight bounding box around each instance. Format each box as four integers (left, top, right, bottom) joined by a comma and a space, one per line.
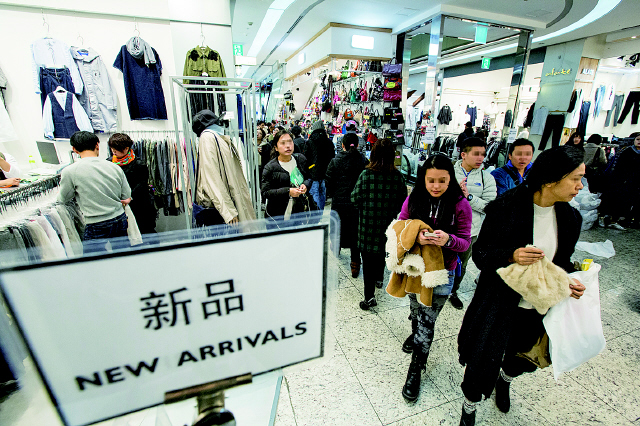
352, 35, 374, 50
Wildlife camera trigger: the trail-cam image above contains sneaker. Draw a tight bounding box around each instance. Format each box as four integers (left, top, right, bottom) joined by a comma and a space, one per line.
449, 294, 464, 310
609, 222, 626, 231
359, 298, 377, 310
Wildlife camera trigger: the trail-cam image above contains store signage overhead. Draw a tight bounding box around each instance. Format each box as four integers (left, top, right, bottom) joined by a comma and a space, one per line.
0, 227, 328, 426
481, 57, 491, 70
233, 43, 244, 56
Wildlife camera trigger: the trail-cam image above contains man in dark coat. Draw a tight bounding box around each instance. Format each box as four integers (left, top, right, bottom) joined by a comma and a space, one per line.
304, 128, 335, 210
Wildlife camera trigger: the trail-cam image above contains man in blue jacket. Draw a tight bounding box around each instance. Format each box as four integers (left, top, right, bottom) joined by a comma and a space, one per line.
491, 138, 534, 196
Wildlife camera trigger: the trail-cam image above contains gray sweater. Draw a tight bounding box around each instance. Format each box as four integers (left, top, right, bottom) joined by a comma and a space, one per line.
58, 157, 131, 224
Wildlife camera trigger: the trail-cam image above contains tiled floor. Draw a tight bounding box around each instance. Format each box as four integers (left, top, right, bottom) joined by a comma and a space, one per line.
275, 226, 640, 426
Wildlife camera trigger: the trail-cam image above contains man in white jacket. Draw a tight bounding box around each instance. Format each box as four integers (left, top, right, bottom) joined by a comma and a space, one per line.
450, 137, 497, 309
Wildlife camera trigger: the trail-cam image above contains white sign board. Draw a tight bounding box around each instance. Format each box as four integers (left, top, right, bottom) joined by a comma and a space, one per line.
0, 228, 327, 426
507, 128, 518, 145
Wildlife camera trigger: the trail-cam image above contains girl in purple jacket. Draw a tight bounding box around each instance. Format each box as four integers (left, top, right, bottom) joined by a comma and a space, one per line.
399, 154, 472, 403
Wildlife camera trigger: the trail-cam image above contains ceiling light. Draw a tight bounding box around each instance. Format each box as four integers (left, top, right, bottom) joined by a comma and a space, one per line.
352, 35, 374, 50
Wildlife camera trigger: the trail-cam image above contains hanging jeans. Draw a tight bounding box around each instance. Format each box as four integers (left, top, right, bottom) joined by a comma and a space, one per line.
617, 91, 640, 125
577, 101, 591, 138
605, 95, 625, 127
593, 85, 606, 118
39, 67, 75, 108
538, 114, 565, 150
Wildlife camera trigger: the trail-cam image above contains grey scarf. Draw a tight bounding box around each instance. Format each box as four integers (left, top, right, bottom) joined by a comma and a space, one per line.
126, 36, 156, 66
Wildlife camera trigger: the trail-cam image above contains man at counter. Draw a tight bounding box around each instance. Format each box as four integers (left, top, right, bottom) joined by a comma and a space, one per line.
0, 152, 20, 187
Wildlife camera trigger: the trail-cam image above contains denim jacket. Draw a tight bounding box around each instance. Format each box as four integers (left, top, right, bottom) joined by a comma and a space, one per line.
71, 47, 118, 132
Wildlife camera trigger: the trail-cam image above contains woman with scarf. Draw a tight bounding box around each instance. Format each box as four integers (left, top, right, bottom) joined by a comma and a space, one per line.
108, 133, 157, 235
457, 145, 586, 426
396, 154, 472, 403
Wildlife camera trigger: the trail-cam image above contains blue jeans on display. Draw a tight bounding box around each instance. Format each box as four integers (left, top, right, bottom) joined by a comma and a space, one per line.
83, 213, 130, 255
309, 180, 326, 210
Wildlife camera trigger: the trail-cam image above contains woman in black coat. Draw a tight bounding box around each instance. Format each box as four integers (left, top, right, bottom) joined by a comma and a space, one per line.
325, 133, 368, 277
457, 146, 587, 426
108, 133, 157, 235
261, 131, 312, 223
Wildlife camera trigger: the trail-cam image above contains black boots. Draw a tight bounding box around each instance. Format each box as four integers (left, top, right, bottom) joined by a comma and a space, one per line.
402, 351, 427, 402
402, 317, 418, 354
494, 372, 512, 413
459, 406, 476, 426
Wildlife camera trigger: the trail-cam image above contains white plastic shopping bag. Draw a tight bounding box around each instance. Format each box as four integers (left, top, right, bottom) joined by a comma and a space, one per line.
543, 263, 606, 381
124, 205, 144, 246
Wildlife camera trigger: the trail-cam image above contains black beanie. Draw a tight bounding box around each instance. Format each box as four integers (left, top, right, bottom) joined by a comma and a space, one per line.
192, 109, 218, 136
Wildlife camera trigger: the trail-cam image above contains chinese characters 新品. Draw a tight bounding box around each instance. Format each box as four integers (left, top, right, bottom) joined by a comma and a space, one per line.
140, 280, 243, 331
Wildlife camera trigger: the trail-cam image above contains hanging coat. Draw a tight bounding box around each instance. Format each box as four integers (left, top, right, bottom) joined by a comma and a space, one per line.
71, 47, 118, 132
195, 130, 256, 223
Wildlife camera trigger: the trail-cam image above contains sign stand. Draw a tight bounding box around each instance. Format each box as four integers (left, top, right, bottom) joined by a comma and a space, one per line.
165, 373, 253, 426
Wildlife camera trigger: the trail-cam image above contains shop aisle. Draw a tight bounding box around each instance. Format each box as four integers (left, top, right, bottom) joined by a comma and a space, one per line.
274, 226, 640, 426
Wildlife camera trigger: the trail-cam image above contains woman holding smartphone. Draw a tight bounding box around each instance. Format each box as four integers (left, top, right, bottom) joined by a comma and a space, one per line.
397, 154, 472, 403
261, 131, 311, 224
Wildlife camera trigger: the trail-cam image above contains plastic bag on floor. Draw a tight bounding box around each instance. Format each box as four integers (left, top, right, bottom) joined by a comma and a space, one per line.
575, 240, 616, 258
543, 263, 606, 381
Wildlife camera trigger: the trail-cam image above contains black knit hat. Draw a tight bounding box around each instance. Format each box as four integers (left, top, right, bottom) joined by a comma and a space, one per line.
192, 109, 219, 136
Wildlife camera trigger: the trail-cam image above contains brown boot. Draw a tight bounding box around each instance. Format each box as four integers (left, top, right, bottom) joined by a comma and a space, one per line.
350, 262, 361, 278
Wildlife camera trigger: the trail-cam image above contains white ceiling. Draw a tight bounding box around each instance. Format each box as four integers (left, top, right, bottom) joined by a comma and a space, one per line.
232, 0, 639, 81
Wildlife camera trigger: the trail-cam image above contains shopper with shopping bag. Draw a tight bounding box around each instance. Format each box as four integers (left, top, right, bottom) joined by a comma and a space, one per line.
456, 145, 586, 426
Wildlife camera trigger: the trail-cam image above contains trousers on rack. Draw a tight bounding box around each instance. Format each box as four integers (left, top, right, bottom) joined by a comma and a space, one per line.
538, 114, 565, 150
617, 91, 640, 125
577, 101, 591, 138
605, 95, 625, 127
39, 67, 75, 108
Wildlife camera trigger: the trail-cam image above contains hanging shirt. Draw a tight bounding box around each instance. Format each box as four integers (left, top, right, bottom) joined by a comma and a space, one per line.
113, 45, 167, 120
71, 47, 118, 132
31, 38, 83, 95
42, 90, 93, 139
530, 106, 549, 135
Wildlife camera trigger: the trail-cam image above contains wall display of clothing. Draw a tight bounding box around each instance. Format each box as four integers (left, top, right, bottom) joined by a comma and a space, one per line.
437, 105, 452, 125
71, 46, 118, 132
113, 37, 168, 120
183, 46, 228, 119
42, 88, 93, 139
128, 135, 191, 216
31, 37, 83, 98
0, 66, 17, 143
617, 91, 640, 125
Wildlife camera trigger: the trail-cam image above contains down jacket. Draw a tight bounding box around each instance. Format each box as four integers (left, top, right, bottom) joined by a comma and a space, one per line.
261, 153, 312, 218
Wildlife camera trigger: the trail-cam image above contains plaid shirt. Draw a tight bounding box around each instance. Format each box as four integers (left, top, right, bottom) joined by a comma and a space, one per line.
351, 169, 407, 253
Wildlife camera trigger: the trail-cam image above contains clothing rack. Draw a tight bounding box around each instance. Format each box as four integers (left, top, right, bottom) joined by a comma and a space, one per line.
0, 174, 61, 212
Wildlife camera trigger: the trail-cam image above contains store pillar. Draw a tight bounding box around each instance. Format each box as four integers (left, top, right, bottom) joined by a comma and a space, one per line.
424, 15, 444, 130
502, 30, 533, 140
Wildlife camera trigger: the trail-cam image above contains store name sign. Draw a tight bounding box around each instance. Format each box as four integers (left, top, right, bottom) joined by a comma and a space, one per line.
0, 228, 327, 426
545, 68, 572, 77
233, 43, 244, 56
